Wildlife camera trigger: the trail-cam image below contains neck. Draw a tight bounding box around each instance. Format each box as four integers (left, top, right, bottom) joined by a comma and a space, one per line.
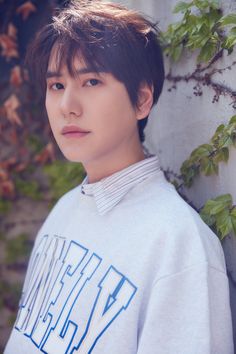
84, 142, 145, 184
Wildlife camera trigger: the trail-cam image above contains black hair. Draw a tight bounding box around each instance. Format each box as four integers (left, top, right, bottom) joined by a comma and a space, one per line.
26, 0, 165, 142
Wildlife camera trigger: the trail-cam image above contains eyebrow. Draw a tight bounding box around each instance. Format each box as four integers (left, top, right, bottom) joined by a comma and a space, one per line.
46, 67, 105, 79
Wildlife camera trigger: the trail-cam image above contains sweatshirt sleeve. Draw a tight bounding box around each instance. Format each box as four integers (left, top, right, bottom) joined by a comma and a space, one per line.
137, 262, 234, 354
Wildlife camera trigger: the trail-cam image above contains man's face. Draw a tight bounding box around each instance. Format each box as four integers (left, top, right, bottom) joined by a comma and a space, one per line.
45, 49, 144, 178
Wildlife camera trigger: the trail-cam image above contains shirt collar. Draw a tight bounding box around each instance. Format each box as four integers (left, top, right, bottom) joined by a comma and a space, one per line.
80, 154, 161, 215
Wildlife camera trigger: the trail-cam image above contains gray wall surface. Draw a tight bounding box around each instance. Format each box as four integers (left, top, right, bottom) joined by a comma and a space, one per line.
117, 0, 236, 345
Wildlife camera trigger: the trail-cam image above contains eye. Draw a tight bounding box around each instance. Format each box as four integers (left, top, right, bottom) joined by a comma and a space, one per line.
50, 82, 64, 90
85, 79, 101, 87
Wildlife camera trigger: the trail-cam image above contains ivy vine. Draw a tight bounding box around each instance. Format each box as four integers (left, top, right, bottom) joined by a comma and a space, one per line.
200, 194, 236, 240
162, 0, 236, 62
180, 115, 236, 187
177, 115, 236, 240
162, 0, 236, 240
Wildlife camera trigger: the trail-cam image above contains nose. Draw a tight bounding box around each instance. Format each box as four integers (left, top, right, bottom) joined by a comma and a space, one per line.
59, 86, 82, 119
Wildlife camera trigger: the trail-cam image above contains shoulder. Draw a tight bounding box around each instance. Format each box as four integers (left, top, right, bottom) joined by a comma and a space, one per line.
127, 170, 195, 222
42, 185, 82, 221
55, 184, 82, 208
37, 184, 82, 230
130, 170, 208, 233
128, 171, 226, 273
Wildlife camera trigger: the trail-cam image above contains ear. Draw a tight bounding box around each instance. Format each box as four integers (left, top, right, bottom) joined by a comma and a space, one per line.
136, 82, 154, 121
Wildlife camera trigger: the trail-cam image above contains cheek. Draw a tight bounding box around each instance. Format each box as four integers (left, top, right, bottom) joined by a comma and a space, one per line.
45, 97, 51, 120
45, 96, 57, 128
98, 87, 135, 123
45, 91, 50, 110
45, 91, 57, 113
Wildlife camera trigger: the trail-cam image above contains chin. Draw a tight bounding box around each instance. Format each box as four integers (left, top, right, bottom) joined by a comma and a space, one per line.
61, 151, 83, 163
65, 157, 83, 164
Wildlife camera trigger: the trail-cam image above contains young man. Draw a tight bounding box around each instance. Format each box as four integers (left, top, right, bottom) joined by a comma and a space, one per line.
5, 1, 233, 353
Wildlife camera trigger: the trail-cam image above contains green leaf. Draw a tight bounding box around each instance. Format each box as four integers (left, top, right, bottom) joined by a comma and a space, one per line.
0, 198, 12, 214
230, 208, 236, 235
5, 233, 32, 264
194, 0, 208, 10
229, 27, 236, 36
191, 144, 213, 160
207, 9, 222, 28
219, 14, 236, 27
198, 40, 217, 62
200, 208, 216, 226
200, 157, 218, 175
209, 0, 220, 9
213, 147, 229, 163
213, 194, 233, 205
223, 35, 236, 50
162, 0, 236, 65
186, 23, 212, 50
215, 124, 225, 134
216, 209, 233, 239
202, 200, 224, 216
218, 135, 233, 148
0, 280, 22, 312
0, 232, 6, 241
229, 115, 236, 124
211, 124, 225, 145
174, 1, 192, 13
221, 147, 230, 162
179, 116, 236, 187
15, 178, 41, 200
43, 161, 85, 205
194, 0, 220, 10
200, 193, 236, 240
180, 163, 199, 187
171, 44, 183, 61
202, 194, 232, 215
26, 134, 45, 154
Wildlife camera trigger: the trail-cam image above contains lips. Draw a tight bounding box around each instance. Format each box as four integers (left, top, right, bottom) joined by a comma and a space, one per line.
61, 125, 91, 139
62, 125, 90, 135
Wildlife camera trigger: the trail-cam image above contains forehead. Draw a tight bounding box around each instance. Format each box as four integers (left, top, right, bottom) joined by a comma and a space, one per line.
47, 43, 86, 72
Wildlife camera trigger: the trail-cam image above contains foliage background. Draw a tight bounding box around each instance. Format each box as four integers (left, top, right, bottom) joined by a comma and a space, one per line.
0, 1, 85, 350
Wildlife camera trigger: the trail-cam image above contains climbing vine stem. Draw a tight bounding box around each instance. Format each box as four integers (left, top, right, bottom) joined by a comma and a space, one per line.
161, 0, 236, 240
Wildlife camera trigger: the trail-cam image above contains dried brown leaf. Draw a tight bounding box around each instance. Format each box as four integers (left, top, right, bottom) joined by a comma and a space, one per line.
10, 66, 23, 87
9, 128, 19, 145
19, 146, 29, 158
0, 168, 8, 181
3, 94, 22, 126
14, 162, 28, 172
0, 106, 6, 118
0, 34, 18, 59
16, 1, 37, 21
7, 157, 17, 168
34, 142, 55, 164
0, 180, 15, 198
8, 23, 18, 39
4, 157, 17, 168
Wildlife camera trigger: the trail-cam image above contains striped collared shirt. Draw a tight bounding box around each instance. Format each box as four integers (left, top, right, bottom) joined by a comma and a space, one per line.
80, 155, 161, 215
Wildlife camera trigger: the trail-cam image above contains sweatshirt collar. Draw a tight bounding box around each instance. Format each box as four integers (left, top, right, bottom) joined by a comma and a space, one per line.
80, 154, 160, 215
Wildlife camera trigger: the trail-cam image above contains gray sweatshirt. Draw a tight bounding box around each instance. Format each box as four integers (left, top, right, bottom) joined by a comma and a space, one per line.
5, 156, 234, 353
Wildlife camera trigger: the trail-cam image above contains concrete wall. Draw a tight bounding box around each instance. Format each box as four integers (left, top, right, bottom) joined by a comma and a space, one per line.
118, 0, 236, 344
